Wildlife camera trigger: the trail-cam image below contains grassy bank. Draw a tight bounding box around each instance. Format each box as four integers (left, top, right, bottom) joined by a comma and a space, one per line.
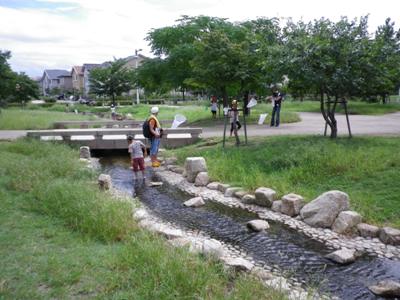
172, 136, 400, 228
0, 109, 97, 130
0, 139, 286, 299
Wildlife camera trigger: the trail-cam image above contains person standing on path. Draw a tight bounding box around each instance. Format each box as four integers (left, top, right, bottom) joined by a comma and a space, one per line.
229, 100, 241, 145
211, 96, 218, 119
110, 104, 117, 120
270, 89, 284, 127
148, 106, 163, 168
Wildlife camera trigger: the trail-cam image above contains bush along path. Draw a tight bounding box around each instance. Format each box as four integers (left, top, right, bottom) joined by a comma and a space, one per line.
0, 139, 287, 300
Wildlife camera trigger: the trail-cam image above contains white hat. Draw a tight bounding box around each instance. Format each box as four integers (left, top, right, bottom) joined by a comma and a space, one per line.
151, 106, 159, 114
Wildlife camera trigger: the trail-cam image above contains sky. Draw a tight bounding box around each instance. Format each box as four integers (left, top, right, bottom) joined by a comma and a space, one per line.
1, 0, 400, 78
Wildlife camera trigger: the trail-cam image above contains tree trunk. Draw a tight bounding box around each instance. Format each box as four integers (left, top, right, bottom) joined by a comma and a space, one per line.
221, 87, 228, 107
320, 90, 338, 138
243, 91, 249, 116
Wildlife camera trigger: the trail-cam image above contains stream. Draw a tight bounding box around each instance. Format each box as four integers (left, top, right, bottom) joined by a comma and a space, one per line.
98, 154, 400, 300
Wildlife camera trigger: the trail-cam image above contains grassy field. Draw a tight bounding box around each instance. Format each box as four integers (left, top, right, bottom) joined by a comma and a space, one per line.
171, 136, 400, 228
0, 109, 98, 130
283, 100, 400, 115
0, 139, 287, 299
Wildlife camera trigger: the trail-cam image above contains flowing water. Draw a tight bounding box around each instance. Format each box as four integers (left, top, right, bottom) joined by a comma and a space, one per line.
99, 154, 400, 300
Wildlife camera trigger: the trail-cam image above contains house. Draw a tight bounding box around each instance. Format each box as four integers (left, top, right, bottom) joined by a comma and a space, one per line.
122, 54, 147, 70
39, 69, 72, 95
71, 66, 84, 94
82, 64, 101, 96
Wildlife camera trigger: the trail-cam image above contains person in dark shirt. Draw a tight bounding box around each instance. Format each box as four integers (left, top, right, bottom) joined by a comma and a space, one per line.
270, 90, 284, 127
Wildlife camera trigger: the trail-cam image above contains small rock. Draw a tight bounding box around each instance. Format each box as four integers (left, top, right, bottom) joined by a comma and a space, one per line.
234, 190, 247, 199
325, 248, 356, 264
332, 211, 362, 234
254, 187, 277, 207
224, 187, 242, 197
251, 267, 273, 280
171, 166, 184, 174
194, 172, 209, 186
157, 227, 184, 239
241, 194, 256, 204
183, 197, 205, 207
271, 200, 282, 213
133, 208, 148, 220
357, 223, 380, 238
379, 227, 400, 245
207, 182, 220, 190
165, 157, 178, 165
218, 183, 231, 193
79, 146, 91, 159
281, 193, 304, 217
202, 239, 224, 258
223, 257, 254, 272
98, 174, 112, 190
168, 237, 192, 248
368, 280, 400, 297
149, 181, 163, 187
247, 220, 270, 231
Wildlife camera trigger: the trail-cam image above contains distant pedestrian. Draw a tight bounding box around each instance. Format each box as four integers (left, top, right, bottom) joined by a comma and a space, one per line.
211, 96, 218, 119
270, 89, 284, 127
229, 100, 241, 145
111, 104, 116, 120
127, 135, 146, 180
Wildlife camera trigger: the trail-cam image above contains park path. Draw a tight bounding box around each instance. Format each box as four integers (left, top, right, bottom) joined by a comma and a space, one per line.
0, 112, 399, 141
202, 112, 400, 138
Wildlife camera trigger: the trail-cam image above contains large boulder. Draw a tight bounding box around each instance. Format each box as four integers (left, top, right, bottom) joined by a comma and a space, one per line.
254, 187, 277, 207
79, 146, 91, 159
357, 223, 380, 238
183, 197, 205, 207
325, 248, 356, 264
98, 174, 112, 190
281, 193, 304, 217
300, 190, 350, 228
368, 280, 400, 297
332, 211, 362, 234
247, 220, 270, 232
379, 227, 400, 245
184, 157, 207, 182
194, 172, 209, 186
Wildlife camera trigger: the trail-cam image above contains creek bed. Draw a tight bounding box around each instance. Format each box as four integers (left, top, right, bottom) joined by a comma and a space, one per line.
99, 154, 400, 300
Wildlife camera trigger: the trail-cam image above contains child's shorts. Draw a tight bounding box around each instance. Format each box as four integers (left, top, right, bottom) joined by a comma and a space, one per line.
132, 157, 145, 172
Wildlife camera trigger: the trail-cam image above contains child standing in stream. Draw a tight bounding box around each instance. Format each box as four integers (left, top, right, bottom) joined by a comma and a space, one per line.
127, 135, 146, 180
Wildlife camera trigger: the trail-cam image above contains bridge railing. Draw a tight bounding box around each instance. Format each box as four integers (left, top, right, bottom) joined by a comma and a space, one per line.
27, 128, 202, 149
53, 119, 176, 129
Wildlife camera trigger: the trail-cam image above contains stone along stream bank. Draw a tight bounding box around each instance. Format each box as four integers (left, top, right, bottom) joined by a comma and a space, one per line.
97, 154, 400, 300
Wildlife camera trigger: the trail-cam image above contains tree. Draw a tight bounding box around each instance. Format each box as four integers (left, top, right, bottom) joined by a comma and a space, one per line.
0, 50, 39, 105
89, 59, 135, 105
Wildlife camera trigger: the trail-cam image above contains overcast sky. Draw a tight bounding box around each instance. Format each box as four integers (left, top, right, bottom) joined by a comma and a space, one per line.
1, 0, 399, 78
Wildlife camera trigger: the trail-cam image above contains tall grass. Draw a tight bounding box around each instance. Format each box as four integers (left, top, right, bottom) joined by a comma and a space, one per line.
172, 136, 400, 228
0, 109, 97, 130
0, 139, 288, 299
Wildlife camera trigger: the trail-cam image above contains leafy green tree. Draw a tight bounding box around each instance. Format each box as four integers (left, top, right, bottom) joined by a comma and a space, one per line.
89, 59, 135, 105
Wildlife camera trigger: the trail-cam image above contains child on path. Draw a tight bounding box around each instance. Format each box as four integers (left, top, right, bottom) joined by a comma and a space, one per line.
211, 96, 218, 119
127, 135, 146, 180
229, 100, 241, 145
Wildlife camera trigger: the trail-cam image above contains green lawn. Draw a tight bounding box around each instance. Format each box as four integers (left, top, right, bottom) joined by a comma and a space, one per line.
0, 139, 286, 300
0, 109, 98, 130
172, 136, 400, 228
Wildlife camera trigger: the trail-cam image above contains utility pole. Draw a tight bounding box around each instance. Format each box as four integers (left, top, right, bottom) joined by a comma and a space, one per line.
135, 49, 142, 105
